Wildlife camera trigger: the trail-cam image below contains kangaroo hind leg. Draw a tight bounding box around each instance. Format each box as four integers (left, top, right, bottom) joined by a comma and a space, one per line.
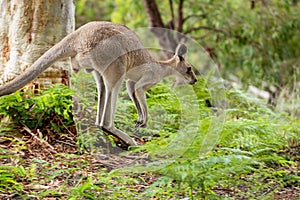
92, 70, 105, 126
100, 72, 137, 146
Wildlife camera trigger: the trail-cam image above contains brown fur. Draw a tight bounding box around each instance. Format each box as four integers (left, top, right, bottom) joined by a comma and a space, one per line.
0, 22, 197, 146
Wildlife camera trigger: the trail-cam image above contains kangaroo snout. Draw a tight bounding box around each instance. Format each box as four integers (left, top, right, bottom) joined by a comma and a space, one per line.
189, 78, 197, 85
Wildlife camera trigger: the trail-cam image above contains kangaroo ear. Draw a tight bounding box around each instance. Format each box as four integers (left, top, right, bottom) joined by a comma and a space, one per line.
175, 43, 187, 61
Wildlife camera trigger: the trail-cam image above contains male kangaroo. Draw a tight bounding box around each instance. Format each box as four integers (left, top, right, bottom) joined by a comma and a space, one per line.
0, 21, 197, 147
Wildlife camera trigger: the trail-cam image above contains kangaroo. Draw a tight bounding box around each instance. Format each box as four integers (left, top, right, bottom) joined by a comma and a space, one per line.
0, 21, 197, 147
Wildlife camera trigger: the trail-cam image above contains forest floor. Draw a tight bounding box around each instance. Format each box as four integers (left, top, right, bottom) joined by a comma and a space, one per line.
0, 130, 299, 200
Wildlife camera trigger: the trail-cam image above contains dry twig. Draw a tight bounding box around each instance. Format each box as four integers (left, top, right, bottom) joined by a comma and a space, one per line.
23, 125, 58, 154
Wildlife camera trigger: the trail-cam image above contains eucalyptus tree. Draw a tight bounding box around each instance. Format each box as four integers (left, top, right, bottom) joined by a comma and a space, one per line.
0, 0, 75, 90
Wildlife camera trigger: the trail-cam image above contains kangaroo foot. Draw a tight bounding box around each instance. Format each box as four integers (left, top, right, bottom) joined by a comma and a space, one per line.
98, 125, 138, 147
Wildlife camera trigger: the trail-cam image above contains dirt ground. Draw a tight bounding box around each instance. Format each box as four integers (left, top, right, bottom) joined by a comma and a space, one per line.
0, 130, 299, 199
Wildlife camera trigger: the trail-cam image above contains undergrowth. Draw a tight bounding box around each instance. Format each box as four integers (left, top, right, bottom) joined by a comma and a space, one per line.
0, 78, 299, 199
0, 84, 75, 142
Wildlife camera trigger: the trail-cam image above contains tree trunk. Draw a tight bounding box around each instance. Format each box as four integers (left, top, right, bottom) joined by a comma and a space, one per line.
0, 0, 75, 90
143, 0, 185, 58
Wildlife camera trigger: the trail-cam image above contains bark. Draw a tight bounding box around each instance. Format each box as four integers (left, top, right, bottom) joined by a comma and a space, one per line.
0, 0, 75, 89
143, 0, 185, 58
176, 0, 184, 33
143, 0, 164, 28
292, 0, 299, 5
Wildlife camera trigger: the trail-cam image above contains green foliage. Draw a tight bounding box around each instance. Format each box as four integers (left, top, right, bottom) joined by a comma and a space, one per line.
183, 0, 300, 89
0, 165, 26, 193
70, 68, 298, 198
104, 0, 300, 91
0, 80, 299, 199
111, 0, 147, 28
0, 84, 74, 134
211, 1, 300, 88
75, 0, 114, 25
141, 153, 256, 199
123, 84, 299, 198
68, 171, 140, 199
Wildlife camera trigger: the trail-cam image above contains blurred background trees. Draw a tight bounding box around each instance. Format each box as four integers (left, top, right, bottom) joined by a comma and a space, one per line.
76, 0, 300, 105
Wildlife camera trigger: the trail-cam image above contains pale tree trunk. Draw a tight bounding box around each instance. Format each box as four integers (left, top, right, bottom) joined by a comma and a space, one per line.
0, 0, 75, 90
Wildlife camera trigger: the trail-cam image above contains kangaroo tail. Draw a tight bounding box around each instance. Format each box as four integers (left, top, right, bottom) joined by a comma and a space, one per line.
0, 35, 76, 96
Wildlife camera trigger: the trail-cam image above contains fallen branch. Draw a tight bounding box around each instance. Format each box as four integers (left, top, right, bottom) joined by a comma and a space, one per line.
23, 125, 58, 154
54, 139, 77, 148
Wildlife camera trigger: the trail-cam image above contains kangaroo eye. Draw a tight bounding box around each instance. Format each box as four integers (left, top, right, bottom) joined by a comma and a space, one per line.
187, 67, 192, 72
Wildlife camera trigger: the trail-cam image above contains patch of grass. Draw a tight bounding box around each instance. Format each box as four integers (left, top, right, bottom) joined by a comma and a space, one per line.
0, 165, 26, 194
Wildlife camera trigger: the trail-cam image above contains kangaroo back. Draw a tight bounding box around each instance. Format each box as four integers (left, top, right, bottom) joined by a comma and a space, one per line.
0, 35, 76, 96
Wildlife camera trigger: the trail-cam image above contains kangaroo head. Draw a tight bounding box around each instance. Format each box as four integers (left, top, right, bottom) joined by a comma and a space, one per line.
174, 44, 198, 85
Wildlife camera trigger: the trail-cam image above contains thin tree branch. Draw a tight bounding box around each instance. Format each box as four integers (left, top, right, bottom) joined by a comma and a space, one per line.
191, 33, 210, 41
250, 0, 256, 9
169, 0, 175, 26
183, 13, 207, 23
184, 25, 229, 36
177, 0, 184, 32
